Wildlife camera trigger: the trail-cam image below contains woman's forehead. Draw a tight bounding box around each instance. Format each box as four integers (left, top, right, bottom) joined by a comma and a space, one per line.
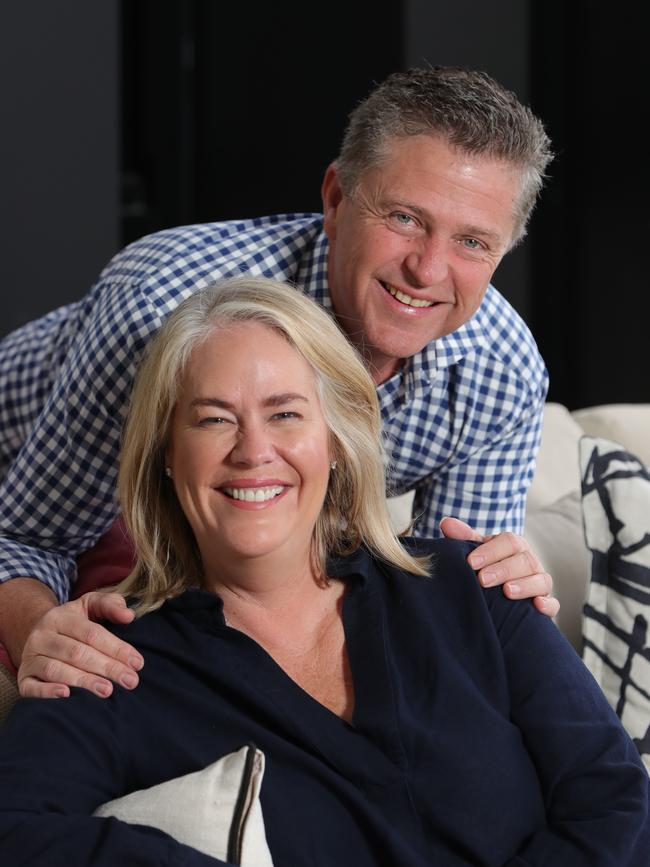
180, 322, 318, 399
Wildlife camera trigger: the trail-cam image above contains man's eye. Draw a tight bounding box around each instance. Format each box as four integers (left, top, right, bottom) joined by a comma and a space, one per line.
392, 212, 415, 227
462, 238, 483, 250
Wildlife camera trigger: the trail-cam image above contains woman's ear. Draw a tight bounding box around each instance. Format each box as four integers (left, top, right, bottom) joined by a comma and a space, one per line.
321, 163, 344, 240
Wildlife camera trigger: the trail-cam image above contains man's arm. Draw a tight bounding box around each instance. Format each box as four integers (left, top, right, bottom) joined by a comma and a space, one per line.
0, 578, 143, 698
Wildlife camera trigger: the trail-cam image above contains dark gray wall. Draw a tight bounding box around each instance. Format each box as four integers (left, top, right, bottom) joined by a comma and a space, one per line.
3, 2, 645, 408
0, 1, 534, 335
405, 0, 533, 320
1, 1, 120, 338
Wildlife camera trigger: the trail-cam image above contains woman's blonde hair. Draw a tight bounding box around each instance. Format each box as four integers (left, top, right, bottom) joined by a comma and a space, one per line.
117, 275, 428, 612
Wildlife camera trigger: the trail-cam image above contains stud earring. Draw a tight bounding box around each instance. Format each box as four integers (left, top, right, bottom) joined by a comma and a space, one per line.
330, 460, 337, 470
165, 467, 172, 478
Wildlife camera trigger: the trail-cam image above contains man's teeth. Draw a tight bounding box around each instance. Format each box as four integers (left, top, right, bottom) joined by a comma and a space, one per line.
386, 285, 434, 308
223, 486, 284, 502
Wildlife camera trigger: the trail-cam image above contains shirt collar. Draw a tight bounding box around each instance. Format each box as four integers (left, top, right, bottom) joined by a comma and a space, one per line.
295, 225, 332, 311
429, 300, 490, 369
326, 545, 375, 584
161, 545, 374, 622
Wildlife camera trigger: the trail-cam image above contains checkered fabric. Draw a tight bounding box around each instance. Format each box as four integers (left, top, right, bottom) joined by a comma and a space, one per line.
0, 214, 548, 602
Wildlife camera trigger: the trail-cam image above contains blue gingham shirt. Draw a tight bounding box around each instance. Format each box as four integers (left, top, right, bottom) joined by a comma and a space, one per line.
0, 214, 548, 603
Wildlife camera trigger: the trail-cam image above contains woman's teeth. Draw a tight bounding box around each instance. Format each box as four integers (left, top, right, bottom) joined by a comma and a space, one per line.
385, 284, 434, 308
223, 486, 284, 502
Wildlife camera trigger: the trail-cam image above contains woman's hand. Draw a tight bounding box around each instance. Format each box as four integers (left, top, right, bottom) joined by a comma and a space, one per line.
439, 517, 559, 618
17, 592, 144, 699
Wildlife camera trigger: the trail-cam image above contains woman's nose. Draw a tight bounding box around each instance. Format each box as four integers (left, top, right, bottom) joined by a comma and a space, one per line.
229, 425, 275, 466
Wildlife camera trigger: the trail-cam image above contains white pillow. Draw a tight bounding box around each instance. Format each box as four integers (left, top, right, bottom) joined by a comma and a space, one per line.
93, 744, 274, 866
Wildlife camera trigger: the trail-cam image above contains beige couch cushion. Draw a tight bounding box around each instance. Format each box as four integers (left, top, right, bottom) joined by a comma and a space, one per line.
572, 404, 650, 468
527, 403, 584, 510
524, 489, 589, 651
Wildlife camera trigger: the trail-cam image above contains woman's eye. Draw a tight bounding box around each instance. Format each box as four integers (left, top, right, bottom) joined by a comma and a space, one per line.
272, 411, 300, 420
198, 416, 228, 426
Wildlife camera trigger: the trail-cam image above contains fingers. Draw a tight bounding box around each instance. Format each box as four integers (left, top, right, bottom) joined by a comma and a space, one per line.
533, 594, 561, 619
467, 532, 534, 572
17, 597, 144, 699
47, 604, 143, 671
465, 531, 559, 619
82, 591, 136, 625
18, 677, 71, 700
20, 627, 141, 693
500, 571, 554, 600
474, 548, 544, 588
474, 549, 553, 601
439, 516, 488, 543
19, 651, 123, 700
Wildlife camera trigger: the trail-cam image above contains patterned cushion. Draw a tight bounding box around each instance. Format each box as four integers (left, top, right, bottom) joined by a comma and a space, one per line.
580, 436, 650, 773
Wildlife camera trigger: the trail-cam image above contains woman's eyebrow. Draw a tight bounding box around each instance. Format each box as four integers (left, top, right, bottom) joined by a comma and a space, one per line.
263, 393, 309, 408
189, 393, 308, 410
189, 397, 235, 410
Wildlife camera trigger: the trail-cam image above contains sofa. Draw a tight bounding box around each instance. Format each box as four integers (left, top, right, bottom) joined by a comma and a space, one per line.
525, 402, 650, 649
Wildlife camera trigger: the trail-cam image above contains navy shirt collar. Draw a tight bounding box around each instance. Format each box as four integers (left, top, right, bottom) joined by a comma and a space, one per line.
161, 546, 374, 622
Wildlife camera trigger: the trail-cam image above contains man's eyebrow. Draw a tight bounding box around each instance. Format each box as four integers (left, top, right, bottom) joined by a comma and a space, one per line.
461, 224, 503, 243
189, 393, 309, 410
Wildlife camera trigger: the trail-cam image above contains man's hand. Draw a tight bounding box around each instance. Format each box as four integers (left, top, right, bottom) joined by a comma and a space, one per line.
440, 517, 559, 618
16, 591, 144, 699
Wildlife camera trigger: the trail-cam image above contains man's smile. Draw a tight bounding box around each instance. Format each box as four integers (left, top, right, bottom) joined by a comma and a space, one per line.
382, 282, 436, 308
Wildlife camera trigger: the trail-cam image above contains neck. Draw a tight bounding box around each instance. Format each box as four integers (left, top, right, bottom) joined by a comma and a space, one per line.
202, 547, 326, 621
209, 561, 343, 655
365, 351, 403, 385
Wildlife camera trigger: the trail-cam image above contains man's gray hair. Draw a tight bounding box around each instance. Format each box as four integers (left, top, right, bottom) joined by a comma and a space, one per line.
336, 66, 553, 246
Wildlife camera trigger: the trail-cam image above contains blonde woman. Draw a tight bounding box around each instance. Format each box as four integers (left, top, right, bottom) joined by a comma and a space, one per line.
0, 277, 647, 866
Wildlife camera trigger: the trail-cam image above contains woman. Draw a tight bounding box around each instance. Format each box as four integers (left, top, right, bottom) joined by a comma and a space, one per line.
0, 276, 647, 866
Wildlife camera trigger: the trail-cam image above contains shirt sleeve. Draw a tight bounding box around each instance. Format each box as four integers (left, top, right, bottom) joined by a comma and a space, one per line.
0, 216, 320, 603
412, 364, 548, 538
0, 691, 229, 867
0, 277, 164, 602
485, 588, 650, 865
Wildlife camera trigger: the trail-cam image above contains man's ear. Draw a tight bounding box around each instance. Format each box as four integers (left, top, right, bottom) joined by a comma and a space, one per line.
321, 163, 344, 240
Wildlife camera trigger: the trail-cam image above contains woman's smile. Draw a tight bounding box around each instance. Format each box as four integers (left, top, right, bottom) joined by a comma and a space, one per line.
217, 479, 290, 508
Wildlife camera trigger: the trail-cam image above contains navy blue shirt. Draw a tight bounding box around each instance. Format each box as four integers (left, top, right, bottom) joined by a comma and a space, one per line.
0, 538, 648, 866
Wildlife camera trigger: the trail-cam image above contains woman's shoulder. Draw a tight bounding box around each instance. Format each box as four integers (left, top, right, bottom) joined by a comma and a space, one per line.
399, 535, 480, 565
378, 537, 531, 634
109, 589, 222, 647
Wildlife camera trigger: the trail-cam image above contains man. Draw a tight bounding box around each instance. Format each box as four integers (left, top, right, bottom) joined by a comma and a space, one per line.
0, 66, 555, 699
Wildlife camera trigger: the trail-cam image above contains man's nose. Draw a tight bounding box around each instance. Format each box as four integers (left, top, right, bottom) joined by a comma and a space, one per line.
404, 235, 449, 286
230, 425, 276, 466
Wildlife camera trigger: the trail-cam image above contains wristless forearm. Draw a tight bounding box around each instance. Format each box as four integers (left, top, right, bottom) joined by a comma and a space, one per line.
0, 578, 58, 666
